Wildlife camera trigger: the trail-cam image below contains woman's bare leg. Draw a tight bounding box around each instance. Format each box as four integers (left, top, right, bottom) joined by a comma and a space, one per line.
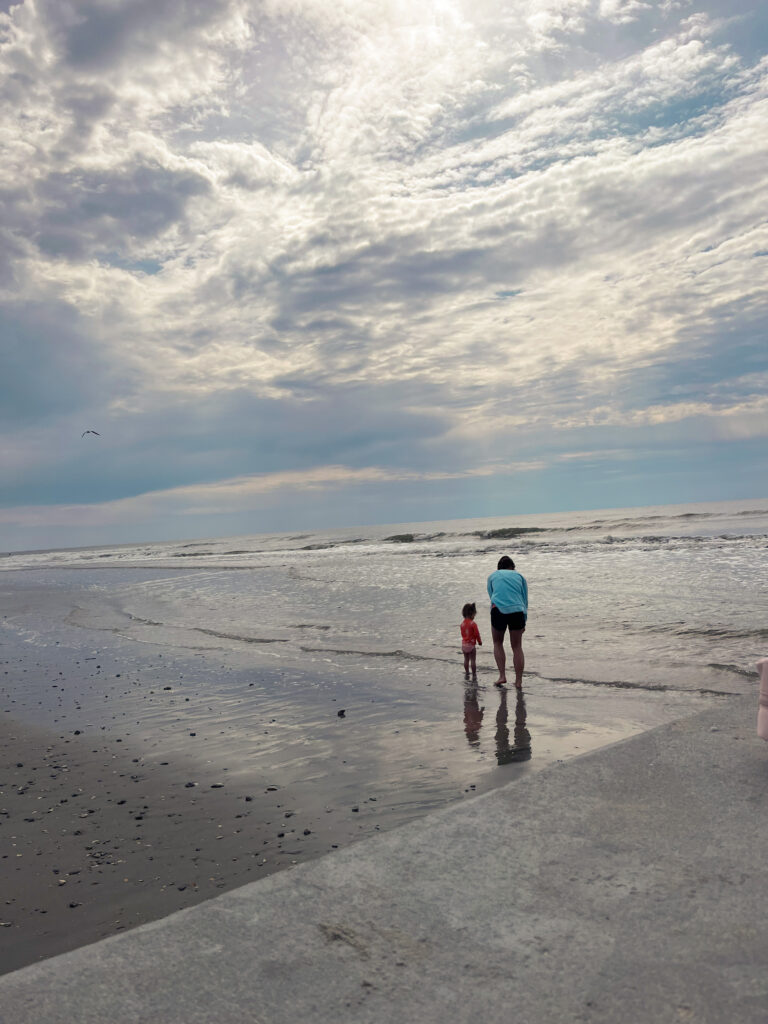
491, 626, 506, 685
509, 629, 525, 689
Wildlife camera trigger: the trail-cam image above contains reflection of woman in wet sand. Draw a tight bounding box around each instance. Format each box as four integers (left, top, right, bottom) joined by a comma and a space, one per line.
513, 690, 532, 760
494, 688, 532, 765
463, 683, 485, 746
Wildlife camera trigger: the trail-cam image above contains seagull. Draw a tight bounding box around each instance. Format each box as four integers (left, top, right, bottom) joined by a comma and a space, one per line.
81, 430, 101, 437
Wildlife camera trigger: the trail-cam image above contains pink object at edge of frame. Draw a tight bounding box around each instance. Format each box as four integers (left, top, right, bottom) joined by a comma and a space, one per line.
758, 658, 768, 741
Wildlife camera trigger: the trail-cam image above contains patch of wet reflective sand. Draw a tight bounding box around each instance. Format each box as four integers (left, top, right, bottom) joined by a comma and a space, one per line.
0, 585, 728, 974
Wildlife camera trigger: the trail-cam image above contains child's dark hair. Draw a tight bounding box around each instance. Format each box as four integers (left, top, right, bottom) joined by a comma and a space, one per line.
462, 602, 476, 619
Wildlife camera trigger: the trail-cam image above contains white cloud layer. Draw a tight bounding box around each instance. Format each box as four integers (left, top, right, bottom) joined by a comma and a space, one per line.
1, 0, 767, 546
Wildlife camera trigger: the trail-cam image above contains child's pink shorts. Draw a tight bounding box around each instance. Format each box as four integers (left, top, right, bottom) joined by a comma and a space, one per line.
462, 642, 476, 654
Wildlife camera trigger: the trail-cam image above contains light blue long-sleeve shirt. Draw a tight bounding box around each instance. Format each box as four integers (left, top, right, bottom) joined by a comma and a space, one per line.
487, 569, 528, 617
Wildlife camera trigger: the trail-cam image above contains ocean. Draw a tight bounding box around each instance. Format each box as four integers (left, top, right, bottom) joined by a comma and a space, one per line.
4, 496, 766, 687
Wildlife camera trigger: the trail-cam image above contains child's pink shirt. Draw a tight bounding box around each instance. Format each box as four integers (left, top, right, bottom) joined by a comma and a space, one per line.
460, 618, 481, 647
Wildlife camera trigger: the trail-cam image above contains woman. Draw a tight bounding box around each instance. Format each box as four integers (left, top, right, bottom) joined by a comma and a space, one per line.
486, 555, 528, 689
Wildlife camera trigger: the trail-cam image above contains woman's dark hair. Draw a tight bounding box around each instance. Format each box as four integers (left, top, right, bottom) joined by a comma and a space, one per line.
497, 555, 515, 570
462, 602, 476, 619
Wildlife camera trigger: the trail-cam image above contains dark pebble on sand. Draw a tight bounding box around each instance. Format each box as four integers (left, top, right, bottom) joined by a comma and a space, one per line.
337, 710, 345, 717
184, 782, 197, 788
245, 796, 253, 802
352, 806, 359, 812
303, 829, 311, 835
68, 902, 81, 909
211, 784, 224, 789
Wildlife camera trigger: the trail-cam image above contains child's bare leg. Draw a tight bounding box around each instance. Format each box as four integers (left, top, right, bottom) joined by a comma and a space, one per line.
470, 649, 477, 677
463, 651, 470, 676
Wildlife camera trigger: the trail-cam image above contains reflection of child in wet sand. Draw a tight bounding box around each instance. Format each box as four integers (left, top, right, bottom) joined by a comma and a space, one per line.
460, 602, 482, 679
463, 683, 484, 746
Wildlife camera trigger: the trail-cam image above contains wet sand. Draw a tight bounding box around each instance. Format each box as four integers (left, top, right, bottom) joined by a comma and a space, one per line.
0, 713, 379, 975
0, 577, 729, 975
0, 635, 498, 975
1, 681, 725, 976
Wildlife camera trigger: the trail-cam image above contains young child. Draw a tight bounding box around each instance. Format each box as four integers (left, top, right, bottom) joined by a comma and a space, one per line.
460, 602, 482, 679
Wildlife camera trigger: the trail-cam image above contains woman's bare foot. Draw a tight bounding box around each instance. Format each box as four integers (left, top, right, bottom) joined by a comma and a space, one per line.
493, 679, 506, 687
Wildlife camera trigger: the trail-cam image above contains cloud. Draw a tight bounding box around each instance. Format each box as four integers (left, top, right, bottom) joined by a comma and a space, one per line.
1, 0, 767, 547
31, 161, 211, 260
0, 299, 114, 424
0, 379, 453, 506
0, 459, 546, 529
53, 0, 237, 71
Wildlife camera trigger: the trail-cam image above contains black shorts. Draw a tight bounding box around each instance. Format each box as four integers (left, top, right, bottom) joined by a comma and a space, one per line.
491, 607, 526, 634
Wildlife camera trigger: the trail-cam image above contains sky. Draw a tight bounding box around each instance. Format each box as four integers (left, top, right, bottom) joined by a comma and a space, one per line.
1, 0, 767, 551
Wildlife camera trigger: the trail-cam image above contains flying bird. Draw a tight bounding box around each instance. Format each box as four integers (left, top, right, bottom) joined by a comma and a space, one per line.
81, 430, 101, 437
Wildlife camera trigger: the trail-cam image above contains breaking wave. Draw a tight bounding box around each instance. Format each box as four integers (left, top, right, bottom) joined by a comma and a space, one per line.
650, 625, 768, 641
707, 663, 757, 678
